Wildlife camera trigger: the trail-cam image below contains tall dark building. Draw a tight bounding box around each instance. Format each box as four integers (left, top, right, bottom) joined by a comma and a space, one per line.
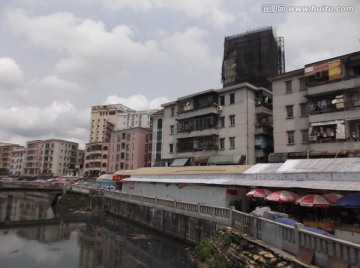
221, 26, 285, 90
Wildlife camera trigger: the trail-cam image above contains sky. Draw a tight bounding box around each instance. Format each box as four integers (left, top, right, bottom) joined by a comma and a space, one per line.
0, 0, 359, 149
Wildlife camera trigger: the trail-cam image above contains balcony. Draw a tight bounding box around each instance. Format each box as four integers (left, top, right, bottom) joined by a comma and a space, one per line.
177, 135, 218, 153
307, 76, 360, 96
176, 128, 219, 139
255, 124, 273, 136
176, 106, 219, 120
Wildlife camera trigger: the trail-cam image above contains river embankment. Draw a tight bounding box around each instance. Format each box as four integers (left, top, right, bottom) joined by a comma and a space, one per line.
190, 227, 312, 268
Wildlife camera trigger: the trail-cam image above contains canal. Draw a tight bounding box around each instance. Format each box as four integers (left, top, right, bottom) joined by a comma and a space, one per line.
0, 192, 197, 268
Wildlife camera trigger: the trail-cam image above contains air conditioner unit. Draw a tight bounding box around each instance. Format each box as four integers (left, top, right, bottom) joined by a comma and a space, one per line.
217, 106, 223, 111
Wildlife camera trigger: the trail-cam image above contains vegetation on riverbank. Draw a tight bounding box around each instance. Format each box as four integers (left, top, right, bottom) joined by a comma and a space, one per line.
56, 193, 89, 211
191, 227, 305, 268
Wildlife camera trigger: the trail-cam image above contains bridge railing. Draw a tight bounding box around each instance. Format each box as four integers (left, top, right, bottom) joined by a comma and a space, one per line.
69, 186, 360, 267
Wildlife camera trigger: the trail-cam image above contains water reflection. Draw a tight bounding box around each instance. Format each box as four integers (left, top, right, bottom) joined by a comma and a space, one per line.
0, 192, 55, 223
0, 192, 196, 268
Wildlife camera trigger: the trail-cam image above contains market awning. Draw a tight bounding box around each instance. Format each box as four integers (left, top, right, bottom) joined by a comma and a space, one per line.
170, 158, 189, 167
96, 173, 114, 182
208, 155, 245, 165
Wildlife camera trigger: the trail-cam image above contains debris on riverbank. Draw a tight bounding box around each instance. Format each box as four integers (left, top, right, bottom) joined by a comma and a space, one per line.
190, 227, 310, 268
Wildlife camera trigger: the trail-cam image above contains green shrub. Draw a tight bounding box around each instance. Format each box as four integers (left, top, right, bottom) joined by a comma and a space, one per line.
222, 233, 232, 249
195, 240, 214, 262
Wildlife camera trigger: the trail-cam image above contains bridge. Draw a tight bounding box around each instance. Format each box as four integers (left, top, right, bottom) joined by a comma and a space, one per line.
67, 185, 360, 268
0, 181, 63, 193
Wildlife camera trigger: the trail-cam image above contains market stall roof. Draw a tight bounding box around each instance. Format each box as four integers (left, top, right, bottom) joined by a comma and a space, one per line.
115, 165, 252, 176
96, 173, 114, 182
244, 158, 360, 173
122, 177, 360, 191
276, 158, 360, 173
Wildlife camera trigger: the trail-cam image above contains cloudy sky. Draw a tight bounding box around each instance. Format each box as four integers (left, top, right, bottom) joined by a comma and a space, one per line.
1, 0, 359, 148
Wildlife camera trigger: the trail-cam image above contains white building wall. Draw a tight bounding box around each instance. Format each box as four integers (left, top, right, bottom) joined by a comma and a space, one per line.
162, 104, 177, 160
272, 72, 310, 154
122, 182, 244, 207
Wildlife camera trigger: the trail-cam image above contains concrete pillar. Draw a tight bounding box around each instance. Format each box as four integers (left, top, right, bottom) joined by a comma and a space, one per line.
229, 206, 235, 227
294, 223, 304, 254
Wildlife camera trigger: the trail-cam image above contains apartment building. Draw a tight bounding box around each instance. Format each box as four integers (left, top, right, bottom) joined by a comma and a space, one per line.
108, 127, 152, 173
83, 142, 109, 177
159, 83, 273, 166
151, 109, 169, 167
271, 51, 360, 161
23, 139, 81, 177
89, 104, 154, 143
0, 143, 23, 176
9, 146, 26, 176
86, 104, 156, 176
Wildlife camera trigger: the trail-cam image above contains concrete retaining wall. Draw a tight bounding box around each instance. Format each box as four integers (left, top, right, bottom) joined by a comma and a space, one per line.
103, 197, 219, 244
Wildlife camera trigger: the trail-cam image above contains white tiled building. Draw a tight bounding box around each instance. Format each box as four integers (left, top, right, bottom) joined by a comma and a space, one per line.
271, 51, 360, 161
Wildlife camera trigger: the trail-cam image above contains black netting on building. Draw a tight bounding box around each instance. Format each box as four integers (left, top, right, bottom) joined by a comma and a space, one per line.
222, 27, 285, 90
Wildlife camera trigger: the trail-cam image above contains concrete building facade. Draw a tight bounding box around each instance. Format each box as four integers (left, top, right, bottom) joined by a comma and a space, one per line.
108, 127, 152, 173
0, 143, 23, 176
9, 146, 26, 176
84, 142, 109, 177
86, 103, 156, 176
22, 139, 81, 177
160, 83, 273, 166
271, 51, 360, 161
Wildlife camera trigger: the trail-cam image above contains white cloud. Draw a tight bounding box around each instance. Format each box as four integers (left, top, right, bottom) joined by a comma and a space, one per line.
0, 57, 24, 90
278, 0, 360, 70
0, 102, 90, 146
4, 10, 166, 85
102, 0, 235, 28
104, 94, 169, 110
161, 26, 221, 72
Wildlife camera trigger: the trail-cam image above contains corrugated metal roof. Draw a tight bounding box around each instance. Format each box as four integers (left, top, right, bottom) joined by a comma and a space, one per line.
123, 177, 360, 191
244, 163, 283, 173
114, 165, 252, 176
277, 158, 360, 173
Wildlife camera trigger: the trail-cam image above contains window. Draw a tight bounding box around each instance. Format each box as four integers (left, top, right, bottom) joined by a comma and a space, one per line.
219, 138, 225, 149
300, 103, 308, 116
170, 107, 175, 117
299, 78, 306, 91
301, 129, 309, 143
229, 137, 235, 149
287, 131, 295, 144
229, 93, 235, 104
286, 105, 294, 118
169, 144, 174, 153
220, 96, 225, 106
219, 117, 225, 128
285, 80, 292, 93
170, 125, 175, 135
229, 115, 235, 126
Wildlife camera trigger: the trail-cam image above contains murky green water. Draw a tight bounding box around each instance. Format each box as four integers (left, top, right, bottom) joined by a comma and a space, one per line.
0, 192, 196, 268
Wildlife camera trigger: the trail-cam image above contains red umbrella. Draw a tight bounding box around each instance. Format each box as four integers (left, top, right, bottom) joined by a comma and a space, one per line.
265, 190, 300, 202
246, 188, 272, 198
323, 193, 343, 203
295, 194, 331, 208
